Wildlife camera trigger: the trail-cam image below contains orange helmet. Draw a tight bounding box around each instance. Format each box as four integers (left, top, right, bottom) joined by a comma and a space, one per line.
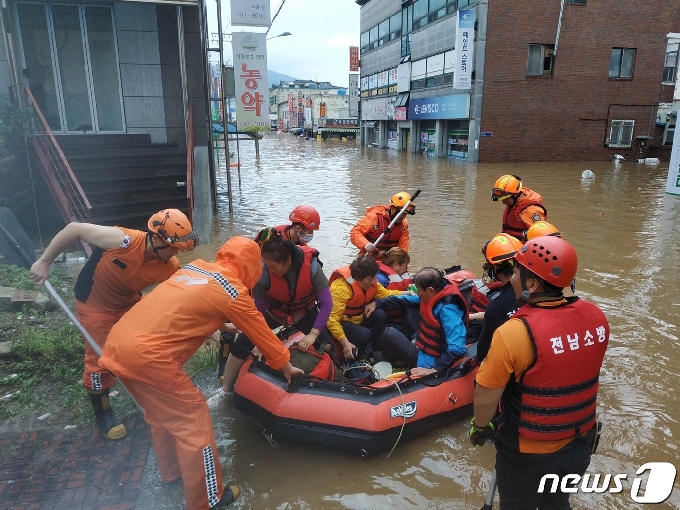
390, 191, 416, 214
482, 233, 523, 264
524, 221, 561, 242
514, 235, 577, 288
491, 174, 522, 201
148, 209, 198, 251
289, 205, 320, 231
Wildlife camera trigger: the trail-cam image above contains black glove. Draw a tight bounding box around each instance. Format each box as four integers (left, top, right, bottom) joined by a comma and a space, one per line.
469, 418, 496, 447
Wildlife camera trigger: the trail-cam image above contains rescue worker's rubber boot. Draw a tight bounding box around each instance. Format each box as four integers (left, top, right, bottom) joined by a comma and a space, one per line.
88, 388, 127, 440
212, 485, 241, 508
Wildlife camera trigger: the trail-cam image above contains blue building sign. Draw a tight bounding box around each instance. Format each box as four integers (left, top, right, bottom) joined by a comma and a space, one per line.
408, 94, 469, 120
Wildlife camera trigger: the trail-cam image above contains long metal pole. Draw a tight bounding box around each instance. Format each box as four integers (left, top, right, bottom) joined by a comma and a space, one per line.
266, 0, 287, 35
216, 0, 233, 214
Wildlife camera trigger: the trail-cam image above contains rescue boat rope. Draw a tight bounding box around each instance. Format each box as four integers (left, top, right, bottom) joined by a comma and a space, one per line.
385, 378, 406, 459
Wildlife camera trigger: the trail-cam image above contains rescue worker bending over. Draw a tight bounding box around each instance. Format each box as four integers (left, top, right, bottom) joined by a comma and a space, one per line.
328, 256, 405, 361
471, 236, 609, 510
29, 209, 198, 440
255, 204, 320, 246
350, 191, 414, 256
99, 237, 303, 510
222, 230, 333, 392
491, 174, 547, 238
475, 233, 523, 363
381, 267, 468, 376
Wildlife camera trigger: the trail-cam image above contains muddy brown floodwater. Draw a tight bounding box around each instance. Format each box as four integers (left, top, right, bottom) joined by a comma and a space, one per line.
145, 133, 680, 509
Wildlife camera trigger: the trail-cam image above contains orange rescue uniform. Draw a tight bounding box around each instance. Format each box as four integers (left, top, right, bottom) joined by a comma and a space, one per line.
73, 227, 179, 392
350, 205, 410, 254
99, 237, 289, 510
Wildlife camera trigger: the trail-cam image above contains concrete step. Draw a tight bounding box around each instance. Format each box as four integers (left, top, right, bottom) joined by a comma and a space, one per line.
53, 133, 152, 148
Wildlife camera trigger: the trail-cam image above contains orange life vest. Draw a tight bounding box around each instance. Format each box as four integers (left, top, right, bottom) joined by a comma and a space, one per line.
499, 298, 609, 446
415, 283, 469, 357
264, 246, 318, 326
364, 207, 406, 251
329, 265, 377, 317
502, 188, 547, 237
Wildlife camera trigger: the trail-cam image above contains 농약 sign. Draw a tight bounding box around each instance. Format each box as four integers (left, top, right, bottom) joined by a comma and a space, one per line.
232, 32, 270, 130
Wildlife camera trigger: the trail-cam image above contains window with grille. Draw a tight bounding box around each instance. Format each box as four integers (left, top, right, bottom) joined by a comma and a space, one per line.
527, 44, 555, 76
609, 48, 635, 78
609, 120, 635, 148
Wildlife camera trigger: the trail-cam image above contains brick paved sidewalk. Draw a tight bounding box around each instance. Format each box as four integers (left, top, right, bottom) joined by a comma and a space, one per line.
0, 412, 151, 510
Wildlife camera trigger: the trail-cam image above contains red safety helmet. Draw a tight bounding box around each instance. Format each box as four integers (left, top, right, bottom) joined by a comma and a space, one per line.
491, 174, 522, 201
514, 235, 577, 288
289, 205, 320, 231
482, 233, 523, 264
148, 209, 199, 251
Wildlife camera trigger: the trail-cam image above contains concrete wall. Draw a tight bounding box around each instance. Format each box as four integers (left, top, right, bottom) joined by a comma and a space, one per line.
114, 2, 167, 142
0, 31, 10, 103
182, 6, 209, 148
479, 0, 679, 162
156, 4, 184, 148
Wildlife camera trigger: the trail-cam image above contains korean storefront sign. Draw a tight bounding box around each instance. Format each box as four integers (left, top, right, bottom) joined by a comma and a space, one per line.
304, 96, 312, 128
408, 94, 469, 120
454, 10, 475, 89
349, 74, 359, 117
232, 32, 270, 130
361, 97, 397, 121
350, 46, 360, 71
231, 0, 271, 27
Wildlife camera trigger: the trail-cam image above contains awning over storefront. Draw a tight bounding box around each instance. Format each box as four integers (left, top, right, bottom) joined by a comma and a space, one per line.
319, 127, 360, 132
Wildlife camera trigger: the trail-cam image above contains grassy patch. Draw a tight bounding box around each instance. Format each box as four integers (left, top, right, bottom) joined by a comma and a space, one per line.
0, 259, 220, 425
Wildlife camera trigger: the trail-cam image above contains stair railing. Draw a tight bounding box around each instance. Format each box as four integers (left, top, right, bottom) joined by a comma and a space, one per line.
24, 83, 92, 256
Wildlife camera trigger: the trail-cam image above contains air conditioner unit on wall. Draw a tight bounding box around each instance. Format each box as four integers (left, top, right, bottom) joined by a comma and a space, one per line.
656, 103, 672, 126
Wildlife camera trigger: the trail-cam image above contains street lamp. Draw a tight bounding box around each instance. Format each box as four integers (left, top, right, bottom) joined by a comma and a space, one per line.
267, 31, 292, 41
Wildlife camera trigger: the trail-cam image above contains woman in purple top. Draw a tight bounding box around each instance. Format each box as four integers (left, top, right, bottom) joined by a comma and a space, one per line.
221, 230, 333, 391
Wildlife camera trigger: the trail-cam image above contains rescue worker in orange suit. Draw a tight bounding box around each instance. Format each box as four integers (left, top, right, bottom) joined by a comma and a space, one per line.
381, 267, 468, 375
99, 237, 304, 510
254, 204, 321, 246
475, 233, 523, 363
328, 256, 406, 361
221, 229, 333, 392
491, 175, 547, 238
29, 209, 198, 440
350, 192, 415, 256
470, 236, 609, 510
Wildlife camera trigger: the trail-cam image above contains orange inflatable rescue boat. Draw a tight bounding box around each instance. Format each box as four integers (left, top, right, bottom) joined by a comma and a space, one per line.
233, 331, 479, 457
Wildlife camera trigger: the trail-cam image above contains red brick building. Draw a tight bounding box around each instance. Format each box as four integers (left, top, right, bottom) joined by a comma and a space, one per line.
479, 1, 680, 162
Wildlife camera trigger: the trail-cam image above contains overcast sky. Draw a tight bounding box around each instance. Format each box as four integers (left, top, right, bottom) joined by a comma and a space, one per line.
207, 0, 361, 88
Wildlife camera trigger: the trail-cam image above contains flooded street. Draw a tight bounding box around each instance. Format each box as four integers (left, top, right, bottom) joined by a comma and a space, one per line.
165, 133, 680, 510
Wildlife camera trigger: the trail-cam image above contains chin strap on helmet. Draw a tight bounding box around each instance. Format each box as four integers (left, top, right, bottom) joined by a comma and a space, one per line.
147, 232, 169, 263
518, 264, 563, 303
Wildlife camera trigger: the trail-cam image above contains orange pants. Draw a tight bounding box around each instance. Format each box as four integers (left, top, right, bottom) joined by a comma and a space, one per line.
120, 377, 224, 510
76, 301, 126, 392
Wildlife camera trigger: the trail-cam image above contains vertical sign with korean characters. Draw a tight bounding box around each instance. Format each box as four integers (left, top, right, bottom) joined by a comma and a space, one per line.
349, 74, 359, 117
232, 32, 270, 130
231, 0, 271, 27
287, 92, 295, 127
349, 46, 360, 72
454, 10, 475, 89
